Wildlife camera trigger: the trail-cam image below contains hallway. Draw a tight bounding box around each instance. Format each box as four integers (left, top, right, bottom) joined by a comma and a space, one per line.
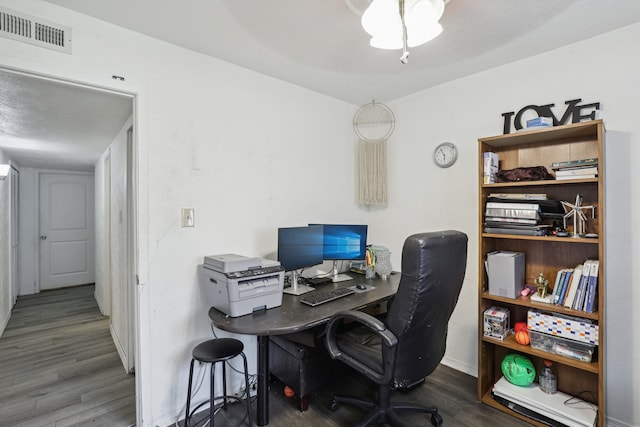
0, 284, 136, 426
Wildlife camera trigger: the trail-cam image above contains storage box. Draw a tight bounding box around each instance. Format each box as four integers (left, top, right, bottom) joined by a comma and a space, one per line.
483, 306, 510, 340
486, 251, 525, 298
529, 330, 595, 362
483, 152, 499, 184
527, 310, 598, 345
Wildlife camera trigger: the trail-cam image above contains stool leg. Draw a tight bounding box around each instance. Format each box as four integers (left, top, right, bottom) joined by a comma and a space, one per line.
222, 361, 228, 410
241, 352, 253, 427
185, 359, 195, 427
210, 362, 215, 427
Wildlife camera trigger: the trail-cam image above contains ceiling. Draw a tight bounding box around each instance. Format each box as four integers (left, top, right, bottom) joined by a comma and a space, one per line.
3, 0, 640, 171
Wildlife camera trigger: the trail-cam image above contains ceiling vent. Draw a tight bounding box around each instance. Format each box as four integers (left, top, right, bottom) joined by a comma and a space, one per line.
0, 6, 72, 54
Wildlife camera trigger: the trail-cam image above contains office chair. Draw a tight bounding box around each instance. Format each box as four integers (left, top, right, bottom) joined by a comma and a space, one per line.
325, 230, 468, 427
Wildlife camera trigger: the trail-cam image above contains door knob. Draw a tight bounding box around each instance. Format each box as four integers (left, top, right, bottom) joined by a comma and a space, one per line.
40, 235, 47, 240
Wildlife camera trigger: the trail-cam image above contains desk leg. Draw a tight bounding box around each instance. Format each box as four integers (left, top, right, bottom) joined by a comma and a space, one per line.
257, 335, 269, 426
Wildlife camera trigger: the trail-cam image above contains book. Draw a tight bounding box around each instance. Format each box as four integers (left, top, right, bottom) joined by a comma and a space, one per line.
551, 158, 598, 170
485, 216, 538, 225
572, 261, 591, 310
485, 208, 540, 220
584, 260, 600, 313
488, 193, 547, 201
563, 264, 583, 308
526, 117, 553, 127
556, 269, 573, 306
550, 269, 566, 304
486, 201, 540, 210
555, 166, 598, 176
483, 226, 547, 236
556, 174, 597, 180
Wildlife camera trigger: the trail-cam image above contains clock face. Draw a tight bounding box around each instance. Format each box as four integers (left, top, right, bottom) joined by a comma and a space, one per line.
433, 142, 458, 168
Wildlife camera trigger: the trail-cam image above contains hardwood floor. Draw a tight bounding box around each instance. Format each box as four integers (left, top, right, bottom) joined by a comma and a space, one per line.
186, 358, 531, 427
0, 285, 136, 427
0, 285, 529, 426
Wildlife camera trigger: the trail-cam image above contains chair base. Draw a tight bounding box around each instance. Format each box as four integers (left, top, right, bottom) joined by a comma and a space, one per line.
329, 394, 443, 427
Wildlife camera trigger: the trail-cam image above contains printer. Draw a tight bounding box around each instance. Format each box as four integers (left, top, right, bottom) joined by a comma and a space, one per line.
200, 254, 285, 317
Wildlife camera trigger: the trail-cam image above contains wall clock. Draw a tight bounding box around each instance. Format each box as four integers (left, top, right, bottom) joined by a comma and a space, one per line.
433, 142, 458, 168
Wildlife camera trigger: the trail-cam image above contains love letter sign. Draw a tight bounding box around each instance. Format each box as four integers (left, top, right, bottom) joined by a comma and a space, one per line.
502, 98, 600, 134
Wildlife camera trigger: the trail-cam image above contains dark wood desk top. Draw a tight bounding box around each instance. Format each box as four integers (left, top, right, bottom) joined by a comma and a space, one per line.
208, 273, 400, 336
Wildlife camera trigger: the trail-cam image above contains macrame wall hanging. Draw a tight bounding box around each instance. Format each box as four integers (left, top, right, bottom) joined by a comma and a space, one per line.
353, 101, 395, 206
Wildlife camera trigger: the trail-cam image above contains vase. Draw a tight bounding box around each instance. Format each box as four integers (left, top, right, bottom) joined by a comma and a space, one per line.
374, 250, 392, 280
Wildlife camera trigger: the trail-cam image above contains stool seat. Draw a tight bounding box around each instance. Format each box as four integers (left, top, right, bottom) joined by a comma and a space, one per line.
185, 337, 252, 426
193, 338, 244, 363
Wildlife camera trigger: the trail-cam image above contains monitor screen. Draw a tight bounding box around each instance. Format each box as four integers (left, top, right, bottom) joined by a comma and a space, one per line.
314, 224, 368, 261
277, 225, 324, 272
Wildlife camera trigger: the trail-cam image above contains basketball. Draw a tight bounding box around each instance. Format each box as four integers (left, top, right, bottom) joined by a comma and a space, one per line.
515, 330, 530, 345
514, 321, 528, 333
284, 385, 295, 398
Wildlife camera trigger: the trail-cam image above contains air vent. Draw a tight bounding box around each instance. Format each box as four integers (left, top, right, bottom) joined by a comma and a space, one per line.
0, 6, 71, 53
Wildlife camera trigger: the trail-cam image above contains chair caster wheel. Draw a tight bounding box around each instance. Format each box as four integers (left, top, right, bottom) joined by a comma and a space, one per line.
431, 412, 443, 426
329, 398, 340, 412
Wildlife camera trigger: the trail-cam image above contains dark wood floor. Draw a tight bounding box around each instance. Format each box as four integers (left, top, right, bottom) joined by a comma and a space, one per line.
0, 284, 136, 427
188, 358, 531, 427
0, 285, 529, 427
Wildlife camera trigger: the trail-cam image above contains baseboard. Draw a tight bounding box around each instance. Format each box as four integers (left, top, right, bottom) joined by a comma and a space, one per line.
440, 355, 477, 378
110, 323, 128, 371
0, 308, 10, 338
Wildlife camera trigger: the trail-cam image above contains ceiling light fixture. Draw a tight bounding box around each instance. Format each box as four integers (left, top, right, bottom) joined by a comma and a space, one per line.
360, 0, 445, 63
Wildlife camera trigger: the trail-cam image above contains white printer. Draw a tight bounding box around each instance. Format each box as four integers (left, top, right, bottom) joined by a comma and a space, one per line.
200, 254, 285, 317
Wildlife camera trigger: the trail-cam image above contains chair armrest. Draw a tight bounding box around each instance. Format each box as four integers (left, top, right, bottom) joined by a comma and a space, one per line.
325, 310, 398, 384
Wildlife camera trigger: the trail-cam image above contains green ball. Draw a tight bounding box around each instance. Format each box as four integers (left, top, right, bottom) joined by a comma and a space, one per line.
501, 353, 536, 386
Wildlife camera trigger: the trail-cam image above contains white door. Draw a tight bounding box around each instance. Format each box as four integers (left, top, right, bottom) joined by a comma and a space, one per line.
40, 173, 95, 290
10, 167, 19, 306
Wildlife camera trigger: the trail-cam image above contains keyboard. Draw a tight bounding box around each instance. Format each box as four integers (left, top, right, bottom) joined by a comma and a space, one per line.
299, 287, 355, 307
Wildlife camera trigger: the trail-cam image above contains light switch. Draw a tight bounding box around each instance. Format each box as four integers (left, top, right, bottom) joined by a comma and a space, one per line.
181, 208, 195, 227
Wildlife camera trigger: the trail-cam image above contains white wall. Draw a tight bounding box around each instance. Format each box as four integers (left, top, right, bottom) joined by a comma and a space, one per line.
0, 148, 11, 335
0, 1, 362, 425
1, 1, 638, 426
375, 24, 640, 427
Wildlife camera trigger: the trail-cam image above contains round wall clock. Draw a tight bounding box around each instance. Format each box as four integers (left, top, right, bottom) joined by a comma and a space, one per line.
433, 142, 458, 168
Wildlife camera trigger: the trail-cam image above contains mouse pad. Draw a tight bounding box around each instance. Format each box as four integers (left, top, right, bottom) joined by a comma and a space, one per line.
349, 284, 375, 293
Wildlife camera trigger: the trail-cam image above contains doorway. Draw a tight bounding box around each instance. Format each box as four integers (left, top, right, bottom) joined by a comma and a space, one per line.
0, 67, 138, 415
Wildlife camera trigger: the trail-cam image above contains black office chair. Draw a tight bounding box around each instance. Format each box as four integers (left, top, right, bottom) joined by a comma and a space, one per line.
325, 230, 468, 427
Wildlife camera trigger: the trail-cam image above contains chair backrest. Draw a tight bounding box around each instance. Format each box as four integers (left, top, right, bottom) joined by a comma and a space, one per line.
386, 230, 468, 389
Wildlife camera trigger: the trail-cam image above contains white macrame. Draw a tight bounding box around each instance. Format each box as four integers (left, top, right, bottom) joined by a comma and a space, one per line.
358, 138, 387, 205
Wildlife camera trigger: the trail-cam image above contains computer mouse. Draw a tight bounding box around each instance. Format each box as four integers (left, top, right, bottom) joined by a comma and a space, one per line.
356, 283, 367, 290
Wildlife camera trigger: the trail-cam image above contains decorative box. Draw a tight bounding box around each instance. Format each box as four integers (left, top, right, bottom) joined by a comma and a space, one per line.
483, 306, 510, 340
527, 310, 598, 345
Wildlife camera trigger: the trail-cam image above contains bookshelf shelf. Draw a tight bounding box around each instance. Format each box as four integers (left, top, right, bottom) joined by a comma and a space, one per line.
481, 335, 599, 373
477, 120, 605, 426
482, 177, 599, 188
481, 291, 600, 321
482, 233, 599, 244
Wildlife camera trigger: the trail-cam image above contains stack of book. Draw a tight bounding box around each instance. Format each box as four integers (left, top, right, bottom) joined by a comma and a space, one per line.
484, 194, 552, 236
551, 158, 598, 180
549, 260, 599, 313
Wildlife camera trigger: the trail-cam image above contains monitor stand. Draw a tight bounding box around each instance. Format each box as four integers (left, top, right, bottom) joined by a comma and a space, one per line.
283, 270, 314, 295
331, 260, 353, 283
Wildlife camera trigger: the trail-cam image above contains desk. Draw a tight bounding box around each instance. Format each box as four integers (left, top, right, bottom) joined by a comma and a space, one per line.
208, 273, 400, 426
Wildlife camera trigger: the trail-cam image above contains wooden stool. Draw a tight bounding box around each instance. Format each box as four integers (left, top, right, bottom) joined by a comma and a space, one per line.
185, 338, 253, 426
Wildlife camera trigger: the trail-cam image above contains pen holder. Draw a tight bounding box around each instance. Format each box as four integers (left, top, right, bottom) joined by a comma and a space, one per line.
365, 266, 376, 279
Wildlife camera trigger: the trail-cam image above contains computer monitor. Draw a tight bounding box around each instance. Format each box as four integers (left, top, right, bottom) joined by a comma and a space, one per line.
277, 225, 323, 295
311, 224, 368, 282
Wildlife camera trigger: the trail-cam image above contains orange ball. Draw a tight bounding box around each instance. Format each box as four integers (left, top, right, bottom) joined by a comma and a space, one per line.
515, 330, 530, 345
284, 385, 295, 398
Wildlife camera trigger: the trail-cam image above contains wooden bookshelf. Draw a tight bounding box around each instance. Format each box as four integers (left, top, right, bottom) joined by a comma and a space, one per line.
477, 120, 605, 426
